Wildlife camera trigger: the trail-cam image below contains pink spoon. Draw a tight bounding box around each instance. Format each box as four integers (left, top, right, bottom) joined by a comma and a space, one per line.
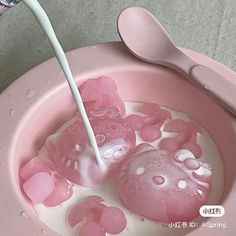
118, 7, 236, 116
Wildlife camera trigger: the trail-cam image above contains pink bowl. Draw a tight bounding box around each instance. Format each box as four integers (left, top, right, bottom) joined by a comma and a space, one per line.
0, 42, 236, 236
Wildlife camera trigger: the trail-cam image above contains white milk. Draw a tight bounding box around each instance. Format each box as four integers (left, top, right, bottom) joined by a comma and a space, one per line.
22, 0, 105, 170
36, 102, 224, 236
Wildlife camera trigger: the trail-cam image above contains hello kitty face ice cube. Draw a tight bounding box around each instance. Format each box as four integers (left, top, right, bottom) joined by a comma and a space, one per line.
46, 112, 136, 186
118, 144, 212, 223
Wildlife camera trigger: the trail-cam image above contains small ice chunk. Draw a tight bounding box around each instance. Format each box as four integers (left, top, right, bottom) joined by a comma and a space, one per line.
140, 125, 161, 142
20, 157, 53, 181
23, 172, 55, 204
43, 175, 73, 207
80, 222, 105, 236
125, 114, 145, 130
100, 207, 127, 234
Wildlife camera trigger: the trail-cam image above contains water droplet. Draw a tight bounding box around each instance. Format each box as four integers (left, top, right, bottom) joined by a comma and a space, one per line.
20, 211, 29, 218
95, 134, 106, 144
26, 89, 35, 99
152, 176, 165, 185
46, 80, 51, 84
1, 146, 6, 150
135, 167, 145, 175
41, 229, 47, 234
9, 109, 16, 116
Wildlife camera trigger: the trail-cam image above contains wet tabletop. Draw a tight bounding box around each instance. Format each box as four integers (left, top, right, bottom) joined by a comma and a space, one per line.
0, 0, 236, 92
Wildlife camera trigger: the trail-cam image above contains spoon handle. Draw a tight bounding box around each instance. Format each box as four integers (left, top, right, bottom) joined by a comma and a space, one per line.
190, 64, 236, 116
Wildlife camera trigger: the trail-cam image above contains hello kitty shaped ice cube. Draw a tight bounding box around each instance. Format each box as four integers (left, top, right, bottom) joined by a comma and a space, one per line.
118, 144, 212, 223
46, 76, 135, 186
46, 109, 136, 187
79, 76, 125, 116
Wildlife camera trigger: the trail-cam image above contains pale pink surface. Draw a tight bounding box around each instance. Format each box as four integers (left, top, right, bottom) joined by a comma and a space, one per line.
69, 196, 104, 228
138, 103, 162, 115
125, 114, 145, 130
20, 157, 53, 181
1, 43, 236, 236
138, 103, 172, 122
79, 222, 106, 236
125, 107, 171, 139
79, 76, 125, 116
140, 124, 162, 142
46, 114, 136, 186
118, 145, 212, 223
100, 207, 127, 234
133, 143, 157, 155
69, 195, 127, 235
23, 172, 55, 204
43, 175, 73, 207
160, 119, 202, 158
137, 103, 172, 142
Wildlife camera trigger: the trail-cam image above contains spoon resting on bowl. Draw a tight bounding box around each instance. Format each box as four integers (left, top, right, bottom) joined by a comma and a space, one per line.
117, 7, 236, 116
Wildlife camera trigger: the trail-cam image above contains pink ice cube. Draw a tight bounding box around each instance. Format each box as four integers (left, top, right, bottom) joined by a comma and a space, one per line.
79, 76, 125, 116
125, 114, 145, 130
23, 172, 55, 204
20, 157, 53, 181
138, 103, 161, 115
118, 145, 212, 223
69, 196, 105, 228
20, 158, 73, 206
160, 119, 203, 158
140, 124, 162, 142
79, 222, 105, 236
137, 103, 171, 142
43, 175, 73, 207
100, 207, 127, 234
68, 195, 127, 235
46, 115, 136, 186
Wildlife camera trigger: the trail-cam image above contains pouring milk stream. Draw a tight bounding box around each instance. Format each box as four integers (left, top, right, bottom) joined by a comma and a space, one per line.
0, 0, 105, 171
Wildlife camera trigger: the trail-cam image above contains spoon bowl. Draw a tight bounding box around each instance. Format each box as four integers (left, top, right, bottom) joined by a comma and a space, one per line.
118, 7, 176, 64
118, 7, 236, 116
